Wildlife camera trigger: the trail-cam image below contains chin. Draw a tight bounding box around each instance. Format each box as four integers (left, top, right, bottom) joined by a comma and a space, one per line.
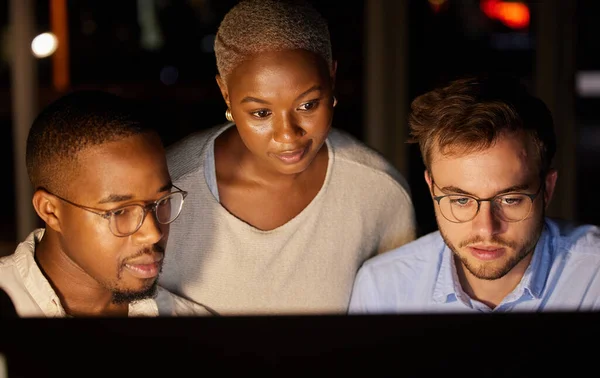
111, 280, 158, 305
272, 160, 309, 174
460, 253, 518, 281
468, 263, 508, 280
280, 166, 309, 175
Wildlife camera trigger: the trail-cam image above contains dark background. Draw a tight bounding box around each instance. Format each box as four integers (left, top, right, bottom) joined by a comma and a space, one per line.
0, 0, 598, 251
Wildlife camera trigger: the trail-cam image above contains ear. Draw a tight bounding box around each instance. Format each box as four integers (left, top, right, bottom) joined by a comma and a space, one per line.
215, 74, 230, 107
542, 169, 558, 208
32, 189, 63, 233
424, 170, 434, 197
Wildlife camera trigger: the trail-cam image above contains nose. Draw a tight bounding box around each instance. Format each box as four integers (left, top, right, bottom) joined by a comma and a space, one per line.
133, 208, 164, 245
471, 201, 502, 237
273, 112, 304, 144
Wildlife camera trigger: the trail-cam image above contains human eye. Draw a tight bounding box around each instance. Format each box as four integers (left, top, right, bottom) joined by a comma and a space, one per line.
109, 206, 137, 219
297, 100, 320, 111
250, 109, 272, 119
156, 194, 177, 210
498, 195, 525, 206
156, 196, 170, 206
110, 208, 127, 216
449, 196, 474, 207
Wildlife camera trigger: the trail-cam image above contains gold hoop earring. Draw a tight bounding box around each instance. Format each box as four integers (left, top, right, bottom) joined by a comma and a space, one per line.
333, 96, 338, 107
225, 108, 234, 122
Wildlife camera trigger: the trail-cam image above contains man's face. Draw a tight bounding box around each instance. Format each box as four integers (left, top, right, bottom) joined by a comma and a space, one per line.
426, 133, 557, 281
57, 133, 172, 303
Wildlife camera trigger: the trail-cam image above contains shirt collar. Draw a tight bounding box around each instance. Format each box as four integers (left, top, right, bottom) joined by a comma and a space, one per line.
129, 298, 159, 316
515, 220, 553, 299
14, 229, 66, 317
432, 241, 462, 304
432, 220, 553, 304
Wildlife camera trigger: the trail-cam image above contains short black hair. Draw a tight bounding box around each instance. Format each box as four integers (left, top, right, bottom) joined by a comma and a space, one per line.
26, 90, 159, 192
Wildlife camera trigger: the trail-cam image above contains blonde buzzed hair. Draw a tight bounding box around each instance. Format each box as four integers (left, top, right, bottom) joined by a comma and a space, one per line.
214, 0, 333, 82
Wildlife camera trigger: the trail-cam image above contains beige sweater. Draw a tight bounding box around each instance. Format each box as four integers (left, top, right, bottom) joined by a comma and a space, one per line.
159, 123, 416, 315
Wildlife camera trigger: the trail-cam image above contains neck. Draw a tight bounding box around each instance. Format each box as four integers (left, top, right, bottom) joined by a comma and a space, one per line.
35, 231, 128, 317
455, 252, 534, 309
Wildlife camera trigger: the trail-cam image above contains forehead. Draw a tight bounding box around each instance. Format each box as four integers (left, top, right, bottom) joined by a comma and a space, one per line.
67, 134, 170, 201
226, 49, 331, 95
430, 133, 538, 192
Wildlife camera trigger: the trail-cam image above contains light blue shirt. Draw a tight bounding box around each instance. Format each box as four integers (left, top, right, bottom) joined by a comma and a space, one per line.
348, 218, 600, 313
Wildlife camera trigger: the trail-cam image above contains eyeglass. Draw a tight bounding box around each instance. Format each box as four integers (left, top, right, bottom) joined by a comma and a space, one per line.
431, 179, 543, 223
46, 185, 188, 237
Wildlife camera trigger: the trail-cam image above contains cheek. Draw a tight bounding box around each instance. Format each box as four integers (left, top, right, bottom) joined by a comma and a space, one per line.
66, 218, 124, 269
306, 110, 333, 131
86, 236, 128, 282
510, 212, 541, 239
299, 114, 333, 147
439, 220, 468, 242
159, 224, 170, 246
237, 125, 271, 149
509, 198, 544, 234
63, 213, 101, 248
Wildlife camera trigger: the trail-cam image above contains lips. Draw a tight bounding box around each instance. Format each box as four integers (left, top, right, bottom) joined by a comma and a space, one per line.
124, 255, 164, 279
467, 245, 505, 261
272, 142, 311, 164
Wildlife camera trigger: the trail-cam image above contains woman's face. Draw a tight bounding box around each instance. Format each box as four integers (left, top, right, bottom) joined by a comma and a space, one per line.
217, 49, 336, 175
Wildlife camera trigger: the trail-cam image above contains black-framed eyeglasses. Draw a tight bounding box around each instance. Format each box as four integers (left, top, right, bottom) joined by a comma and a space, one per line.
45, 185, 188, 237
431, 179, 543, 223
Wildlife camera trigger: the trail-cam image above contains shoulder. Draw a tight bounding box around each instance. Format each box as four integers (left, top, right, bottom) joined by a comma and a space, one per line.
0, 257, 24, 299
546, 218, 600, 257
0, 229, 40, 271
328, 128, 412, 196
0, 251, 17, 269
358, 231, 443, 275
349, 231, 444, 313
0, 231, 42, 306
0, 252, 16, 274
155, 286, 217, 316
0, 253, 19, 291
165, 123, 232, 181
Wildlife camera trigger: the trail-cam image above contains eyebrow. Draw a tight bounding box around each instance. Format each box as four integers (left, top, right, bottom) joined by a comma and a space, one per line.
240, 85, 322, 105
97, 182, 173, 204
439, 183, 531, 197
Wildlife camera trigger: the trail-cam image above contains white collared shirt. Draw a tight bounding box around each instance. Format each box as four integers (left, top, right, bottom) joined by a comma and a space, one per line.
0, 229, 215, 317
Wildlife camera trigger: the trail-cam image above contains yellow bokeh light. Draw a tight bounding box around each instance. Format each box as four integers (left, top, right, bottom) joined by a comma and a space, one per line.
31, 32, 58, 58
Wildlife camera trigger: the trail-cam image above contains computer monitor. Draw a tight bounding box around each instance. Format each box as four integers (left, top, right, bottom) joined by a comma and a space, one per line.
1, 311, 599, 377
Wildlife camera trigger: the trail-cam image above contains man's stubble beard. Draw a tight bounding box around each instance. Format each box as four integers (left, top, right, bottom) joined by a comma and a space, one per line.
438, 209, 545, 281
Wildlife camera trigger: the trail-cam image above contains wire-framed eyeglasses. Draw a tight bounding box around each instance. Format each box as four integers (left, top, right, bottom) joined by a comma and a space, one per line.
46, 185, 188, 237
431, 180, 543, 223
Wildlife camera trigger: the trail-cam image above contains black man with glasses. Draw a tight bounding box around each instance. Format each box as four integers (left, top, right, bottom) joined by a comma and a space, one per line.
349, 75, 600, 314
0, 90, 214, 317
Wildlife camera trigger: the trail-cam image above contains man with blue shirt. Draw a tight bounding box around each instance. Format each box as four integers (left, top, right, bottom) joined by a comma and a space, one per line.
349, 75, 600, 313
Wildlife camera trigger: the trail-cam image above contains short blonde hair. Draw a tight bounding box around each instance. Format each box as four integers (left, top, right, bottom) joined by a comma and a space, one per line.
214, 0, 333, 82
